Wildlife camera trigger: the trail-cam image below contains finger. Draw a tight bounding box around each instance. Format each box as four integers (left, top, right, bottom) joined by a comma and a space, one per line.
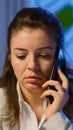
42, 80, 59, 88
58, 68, 69, 92
42, 80, 62, 92
41, 89, 58, 99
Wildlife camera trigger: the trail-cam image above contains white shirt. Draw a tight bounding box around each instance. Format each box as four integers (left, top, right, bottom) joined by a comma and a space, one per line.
17, 82, 47, 130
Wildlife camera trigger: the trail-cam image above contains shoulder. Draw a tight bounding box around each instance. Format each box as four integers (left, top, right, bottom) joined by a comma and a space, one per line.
0, 88, 5, 100
0, 88, 7, 108
0, 88, 8, 123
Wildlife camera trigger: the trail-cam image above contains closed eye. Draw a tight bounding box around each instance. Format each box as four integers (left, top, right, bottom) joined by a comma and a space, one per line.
38, 54, 51, 59
13, 48, 27, 60
16, 55, 26, 60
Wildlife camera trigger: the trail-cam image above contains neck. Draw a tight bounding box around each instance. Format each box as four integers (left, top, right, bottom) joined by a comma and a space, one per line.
20, 86, 44, 106
20, 85, 46, 123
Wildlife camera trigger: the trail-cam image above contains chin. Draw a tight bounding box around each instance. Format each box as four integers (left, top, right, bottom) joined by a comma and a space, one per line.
23, 82, 42, 90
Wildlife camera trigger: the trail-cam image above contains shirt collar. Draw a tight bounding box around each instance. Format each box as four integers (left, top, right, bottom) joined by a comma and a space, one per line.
16, 81, 48, 113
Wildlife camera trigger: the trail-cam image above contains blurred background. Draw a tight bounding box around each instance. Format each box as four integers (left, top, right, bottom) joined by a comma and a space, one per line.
0, 0, 73, 76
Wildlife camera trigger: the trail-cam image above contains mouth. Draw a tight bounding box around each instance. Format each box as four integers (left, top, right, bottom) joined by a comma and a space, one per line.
24, 76, 42, 83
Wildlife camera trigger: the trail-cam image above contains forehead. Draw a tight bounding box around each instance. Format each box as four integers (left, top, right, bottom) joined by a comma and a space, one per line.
10, 28, 57, 52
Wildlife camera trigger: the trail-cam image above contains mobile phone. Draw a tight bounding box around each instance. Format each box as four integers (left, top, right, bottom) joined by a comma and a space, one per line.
47, 63, 58, 104
47, 58, 64, 104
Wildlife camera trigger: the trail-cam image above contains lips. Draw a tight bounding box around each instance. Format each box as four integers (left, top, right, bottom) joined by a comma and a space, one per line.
24, 76, 42, 83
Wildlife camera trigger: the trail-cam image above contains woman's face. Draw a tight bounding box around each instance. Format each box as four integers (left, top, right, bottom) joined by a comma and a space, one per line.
10, 28, 57, 91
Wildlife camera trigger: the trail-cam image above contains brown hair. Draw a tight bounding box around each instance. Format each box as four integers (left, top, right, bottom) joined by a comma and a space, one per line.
1, 7, 64, 127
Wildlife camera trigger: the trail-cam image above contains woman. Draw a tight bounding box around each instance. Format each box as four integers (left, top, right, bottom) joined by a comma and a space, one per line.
0, 7, 73, 130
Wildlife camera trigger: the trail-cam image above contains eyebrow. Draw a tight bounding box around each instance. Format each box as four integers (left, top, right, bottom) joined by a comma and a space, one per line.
36, 46, 53, 51
13, 48, 27, 51
12, 46, 53, 52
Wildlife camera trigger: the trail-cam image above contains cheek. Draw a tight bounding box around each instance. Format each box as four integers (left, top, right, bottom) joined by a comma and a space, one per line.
11, 57, 24, 79
12, 63, 22, 79
41, 62, 53, 79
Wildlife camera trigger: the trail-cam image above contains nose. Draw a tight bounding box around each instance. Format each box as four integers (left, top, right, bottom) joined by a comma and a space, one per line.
27, 55, 39, 71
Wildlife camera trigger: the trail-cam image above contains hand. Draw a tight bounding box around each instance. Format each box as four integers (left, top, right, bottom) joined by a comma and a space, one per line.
41, 68, 69, 119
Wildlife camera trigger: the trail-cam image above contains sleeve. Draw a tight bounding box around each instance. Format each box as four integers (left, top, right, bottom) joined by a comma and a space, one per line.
0, 121, 2, 130
40, 111, 73, 130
